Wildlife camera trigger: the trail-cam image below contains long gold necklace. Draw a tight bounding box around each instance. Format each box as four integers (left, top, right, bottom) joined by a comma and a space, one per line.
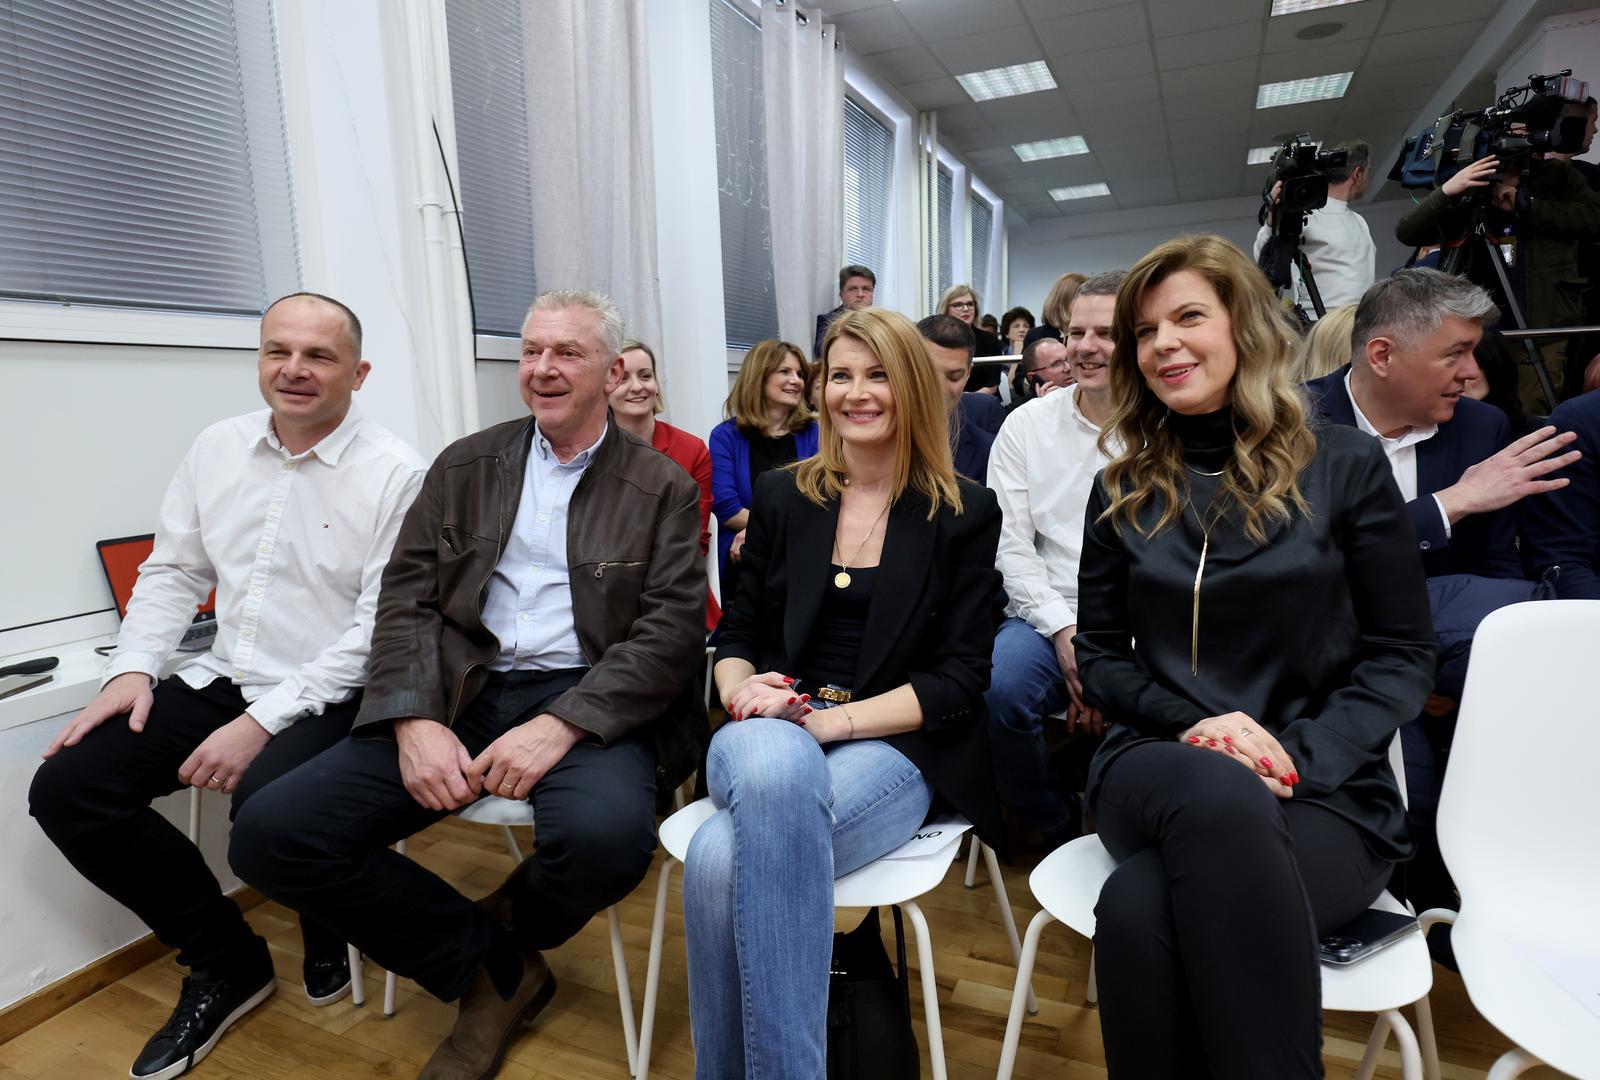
1186, 466, 1227, 675
833, 496, 890, 589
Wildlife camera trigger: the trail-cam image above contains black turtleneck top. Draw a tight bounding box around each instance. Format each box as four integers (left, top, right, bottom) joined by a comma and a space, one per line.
1074, 408, 1437, 860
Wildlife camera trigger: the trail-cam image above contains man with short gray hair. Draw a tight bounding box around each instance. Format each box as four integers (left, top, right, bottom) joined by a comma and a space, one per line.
1307, 268, 1579, 579
232, 288, 707, 1080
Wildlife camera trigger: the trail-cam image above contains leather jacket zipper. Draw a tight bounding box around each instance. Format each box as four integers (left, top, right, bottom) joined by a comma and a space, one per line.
593, 560, 647, 579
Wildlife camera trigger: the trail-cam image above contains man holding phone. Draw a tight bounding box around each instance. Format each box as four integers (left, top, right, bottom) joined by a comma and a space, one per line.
983, 271, 1123, 849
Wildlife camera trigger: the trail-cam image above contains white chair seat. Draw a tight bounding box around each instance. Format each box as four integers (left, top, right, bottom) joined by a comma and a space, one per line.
1451, 916, 1600, 1079
643, 796, 1028, 1080
454, 794, 537, 827
998, 832, 1438, 1080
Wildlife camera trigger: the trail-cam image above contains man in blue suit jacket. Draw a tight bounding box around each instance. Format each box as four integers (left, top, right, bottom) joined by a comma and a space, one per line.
1522, 388, 1600, 597
916, 314, 999, 483
1305, 269, 1578, 580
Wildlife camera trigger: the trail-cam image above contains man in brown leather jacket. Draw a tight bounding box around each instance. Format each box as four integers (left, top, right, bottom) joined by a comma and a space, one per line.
231, 289, 706, 1080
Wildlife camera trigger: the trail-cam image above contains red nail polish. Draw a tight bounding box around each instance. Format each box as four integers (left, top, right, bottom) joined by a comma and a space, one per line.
1188, 736, 1201, 744
1222, 735, 1232, 744
782, 676, 794, 684
1226, 745, 1236, 754
800, 694, 811, 702
1260, 757, 1272, 768
787, 697, 796, 705
803, 706, 813, 714
1206, 739, 1218, 747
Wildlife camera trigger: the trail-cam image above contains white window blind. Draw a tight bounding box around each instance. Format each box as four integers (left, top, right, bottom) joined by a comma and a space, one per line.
445, 0, 537, 337
937, 164, 953, 301
970, 194, 993, 305
842, 96, 891, 276
710, 0, 779, 350
0, 0, 297, 315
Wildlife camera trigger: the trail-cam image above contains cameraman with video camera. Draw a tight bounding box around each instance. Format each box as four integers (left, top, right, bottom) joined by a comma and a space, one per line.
1394, 73, 1600, 412
1254, 139, 1377, 318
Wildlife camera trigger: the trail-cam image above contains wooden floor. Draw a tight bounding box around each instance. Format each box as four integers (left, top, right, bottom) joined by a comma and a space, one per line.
0, 815, 1564, 1080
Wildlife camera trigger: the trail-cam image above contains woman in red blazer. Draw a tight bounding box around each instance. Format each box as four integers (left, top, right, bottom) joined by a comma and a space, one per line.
609, 340, 719, 633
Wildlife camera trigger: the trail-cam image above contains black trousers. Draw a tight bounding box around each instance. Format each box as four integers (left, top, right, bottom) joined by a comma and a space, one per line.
228, 669, 660, 1002
1089, 742, 1393, 1080
28, 676, 356, 973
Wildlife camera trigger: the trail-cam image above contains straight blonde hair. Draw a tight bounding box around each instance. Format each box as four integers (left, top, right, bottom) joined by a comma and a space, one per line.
723, 339, 814, 435
937, 284, 979, 318
795, 307, 962, 519
620, 339, 666, 415
1099, 235, 1316, 545
1294, 305, 1357, 383
1041, 272, 1088, 329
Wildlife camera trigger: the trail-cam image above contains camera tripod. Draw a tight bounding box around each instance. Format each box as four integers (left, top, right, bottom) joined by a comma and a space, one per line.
1436, 212, 1560, 410
1259, 208, 1328, 322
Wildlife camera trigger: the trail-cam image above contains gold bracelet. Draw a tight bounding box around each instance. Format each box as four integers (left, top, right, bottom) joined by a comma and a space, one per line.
840, 704, 855, 740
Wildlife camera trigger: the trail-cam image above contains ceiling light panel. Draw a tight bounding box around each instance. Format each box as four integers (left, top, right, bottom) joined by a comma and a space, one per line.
1255, 71, 1353, 108
1013, 136, 1089, 161
1050, 183, 1111, 201
1270, 0, 1364, 14
956, 61, 1057, 103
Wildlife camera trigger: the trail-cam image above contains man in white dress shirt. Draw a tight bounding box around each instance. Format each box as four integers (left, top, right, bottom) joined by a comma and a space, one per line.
29, 293, 425, 1080
1254, 140, 1377, 318
983, 271, 1123, 849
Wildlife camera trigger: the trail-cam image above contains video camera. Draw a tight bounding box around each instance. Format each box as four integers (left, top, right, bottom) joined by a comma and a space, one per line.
1391, 70, 1591, 190
1265, 135, 1349, 215
1256, 134, 1348, 316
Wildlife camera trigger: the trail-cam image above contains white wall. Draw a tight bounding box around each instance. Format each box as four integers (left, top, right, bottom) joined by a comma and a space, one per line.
1006, 195, 1419, 316
1497, 8, 1600, 171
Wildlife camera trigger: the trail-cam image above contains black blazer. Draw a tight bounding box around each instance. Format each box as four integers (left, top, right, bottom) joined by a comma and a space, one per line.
1522, 388, 1600, 598
1305, 367, 1521, 579
714, 469, 1006, 848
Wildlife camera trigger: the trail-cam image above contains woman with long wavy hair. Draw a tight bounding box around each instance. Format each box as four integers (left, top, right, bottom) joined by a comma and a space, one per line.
1075, 235, 1436, 1078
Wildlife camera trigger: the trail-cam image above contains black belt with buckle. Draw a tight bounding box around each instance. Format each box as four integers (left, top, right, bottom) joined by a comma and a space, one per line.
795, 680, 853, 705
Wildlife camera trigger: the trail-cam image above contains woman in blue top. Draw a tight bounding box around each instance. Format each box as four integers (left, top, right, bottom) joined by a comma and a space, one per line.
709, 339, 819, 610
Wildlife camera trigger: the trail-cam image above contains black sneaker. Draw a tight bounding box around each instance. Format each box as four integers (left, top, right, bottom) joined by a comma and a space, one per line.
302, 947, 352, 1006
130, 964, 275, 1080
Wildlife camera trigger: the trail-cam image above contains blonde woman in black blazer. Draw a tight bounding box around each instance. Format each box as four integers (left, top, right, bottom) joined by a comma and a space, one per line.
684, 307, 1003, 1078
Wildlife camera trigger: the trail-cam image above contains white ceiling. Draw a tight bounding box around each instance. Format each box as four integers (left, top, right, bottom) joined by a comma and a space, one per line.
816, 0, 1581, 221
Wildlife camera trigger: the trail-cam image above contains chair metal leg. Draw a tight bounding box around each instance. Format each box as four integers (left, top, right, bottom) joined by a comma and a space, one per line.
997, 909, 1055, 1080
635, 859, 676, 1080
1085, 945, 1098, 1004
903, 901, 947, 1080
384, 837, 408, 1018
187, 787, 201, 844
1383, 1008, 1424, 1080
672, 785, 686, 811
1414, 995, 1440, 1080
1354, 1013, 1392, 1080
963, 835, 981, 888
980, 843, 1037, 1015
347, 945, 365, 1007
499, 824, 523, 863
1486, 1047, 1543, 1079
607, 906, 639, 1075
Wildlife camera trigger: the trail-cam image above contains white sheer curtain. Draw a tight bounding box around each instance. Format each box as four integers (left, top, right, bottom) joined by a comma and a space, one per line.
761, 0, 842, 350
520, 0, 663, 350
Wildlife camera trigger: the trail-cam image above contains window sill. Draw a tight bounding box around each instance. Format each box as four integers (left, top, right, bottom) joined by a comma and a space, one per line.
0, 300, 259, 350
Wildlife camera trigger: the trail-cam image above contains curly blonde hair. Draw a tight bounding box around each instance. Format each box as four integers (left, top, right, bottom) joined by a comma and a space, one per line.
1099, 235, 1316, 545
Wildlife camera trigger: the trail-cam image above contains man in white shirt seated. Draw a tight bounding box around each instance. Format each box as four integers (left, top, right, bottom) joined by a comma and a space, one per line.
983, 271, 1123, 849
29, 293, 426, 1080
1254, 140, 1377, 318
229, 290, 707, 1080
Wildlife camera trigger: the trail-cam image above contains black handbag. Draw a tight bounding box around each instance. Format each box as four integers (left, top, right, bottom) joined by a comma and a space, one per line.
826, 906, 920, 1080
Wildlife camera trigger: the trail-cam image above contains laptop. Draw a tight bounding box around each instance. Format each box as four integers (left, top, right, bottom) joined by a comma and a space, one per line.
96, 534, 219, 652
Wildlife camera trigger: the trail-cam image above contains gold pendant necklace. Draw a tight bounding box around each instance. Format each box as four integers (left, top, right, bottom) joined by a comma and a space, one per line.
1187, 487, 1228, 675
833, 496, 891, 589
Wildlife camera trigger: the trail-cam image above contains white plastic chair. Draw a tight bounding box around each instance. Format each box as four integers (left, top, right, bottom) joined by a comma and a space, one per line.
1431, 600, 1600, 1080
997, 735, 1439, 1080
347, 797, 644, 1074
633, 798, 1036, 1080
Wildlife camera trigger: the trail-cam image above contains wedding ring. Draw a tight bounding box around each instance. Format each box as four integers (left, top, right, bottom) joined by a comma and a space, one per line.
207, 775, 222, 787
1238, 727, 1251, 736
499, 781, 514, 792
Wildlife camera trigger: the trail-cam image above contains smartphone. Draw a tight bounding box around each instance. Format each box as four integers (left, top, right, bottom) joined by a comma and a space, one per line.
1318, 908, 1420, 965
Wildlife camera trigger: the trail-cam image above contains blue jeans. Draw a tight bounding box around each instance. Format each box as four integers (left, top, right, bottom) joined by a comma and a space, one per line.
983, 616, 1072, 836
683, 717, 934, 1080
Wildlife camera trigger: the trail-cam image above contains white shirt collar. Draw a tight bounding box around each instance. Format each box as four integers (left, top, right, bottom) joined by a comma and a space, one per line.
1344, 371, 1436, 450
533, 420, 608, 467
258, 404, 363, 464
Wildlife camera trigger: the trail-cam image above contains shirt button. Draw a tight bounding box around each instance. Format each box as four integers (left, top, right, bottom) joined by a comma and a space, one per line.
1419, 540, 1432, 550
251, 587, 264, 597
233, 670, 246, 679
538, 514, 550, 523
270, 503, 282, 514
